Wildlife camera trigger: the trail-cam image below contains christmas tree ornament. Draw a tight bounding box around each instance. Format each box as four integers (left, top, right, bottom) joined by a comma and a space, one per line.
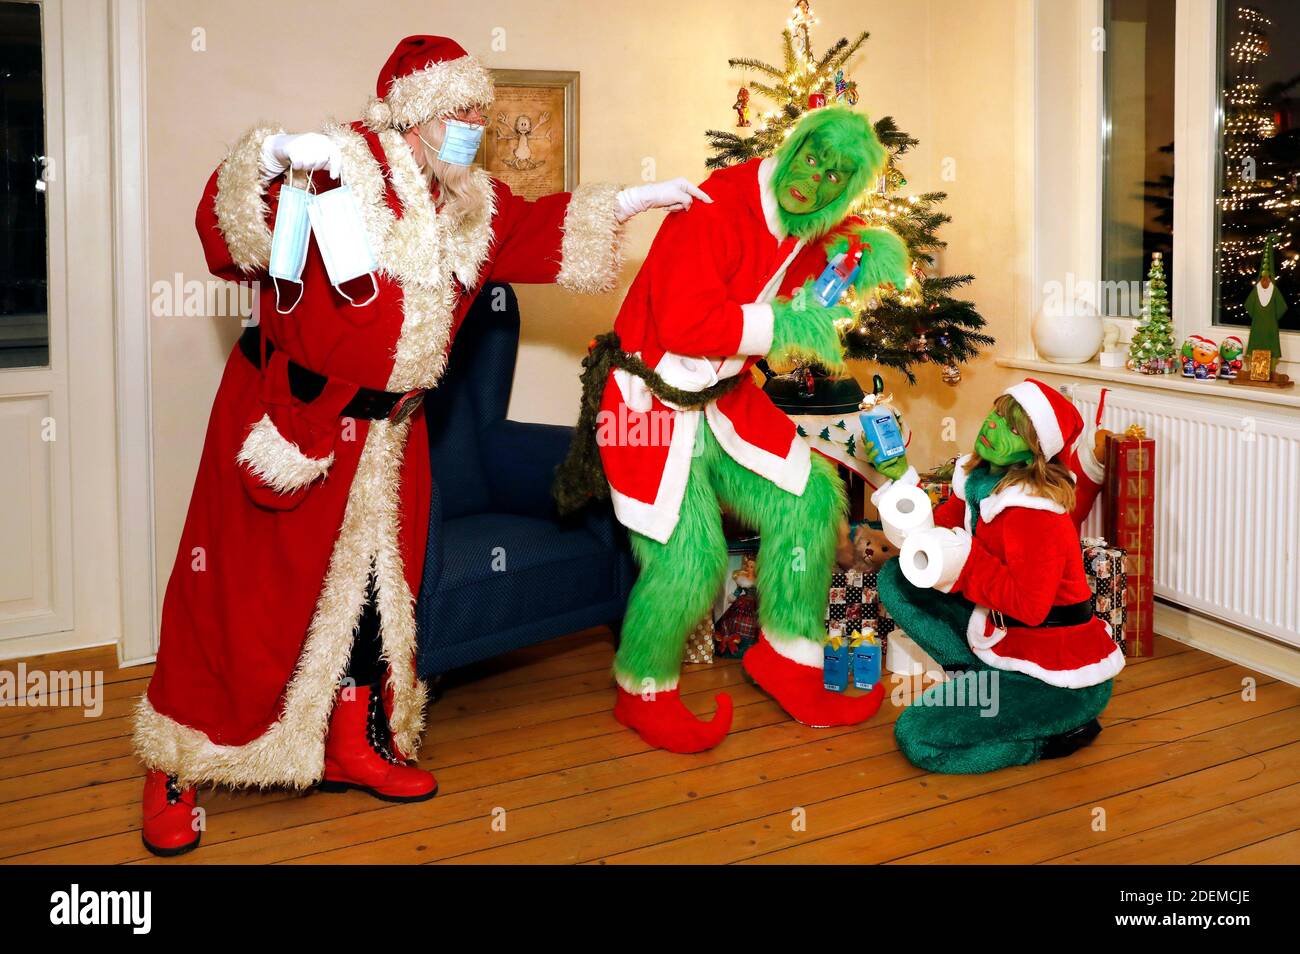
1127, 252, 1176, 374
941, 363, 961, 386
733, 86, 752, 127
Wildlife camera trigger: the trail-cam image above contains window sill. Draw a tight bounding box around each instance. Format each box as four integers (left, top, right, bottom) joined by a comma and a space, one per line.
996, 357, 1300, 411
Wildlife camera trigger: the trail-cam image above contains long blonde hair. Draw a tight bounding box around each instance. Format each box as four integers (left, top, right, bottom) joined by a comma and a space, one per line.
414, 119, 480, 223
963, 394, 1076, 511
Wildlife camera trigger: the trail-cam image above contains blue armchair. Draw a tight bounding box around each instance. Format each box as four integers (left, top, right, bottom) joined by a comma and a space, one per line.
415, 283, 635, 679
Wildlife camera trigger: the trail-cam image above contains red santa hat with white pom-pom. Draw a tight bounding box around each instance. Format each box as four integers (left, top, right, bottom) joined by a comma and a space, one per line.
363, 35, 494, 132
1003, 378, 1083, 461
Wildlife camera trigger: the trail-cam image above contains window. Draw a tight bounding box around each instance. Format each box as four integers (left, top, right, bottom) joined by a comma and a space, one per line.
0, 1, 48, 368
1102, 0, 1177, 316
1214, 1, 1299, 332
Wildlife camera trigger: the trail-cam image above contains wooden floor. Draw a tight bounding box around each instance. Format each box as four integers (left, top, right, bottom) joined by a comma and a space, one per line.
1, 629, 1298, 864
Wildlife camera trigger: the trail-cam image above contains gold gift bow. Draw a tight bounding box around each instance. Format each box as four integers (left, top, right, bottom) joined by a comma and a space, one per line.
847, 628, 879, 649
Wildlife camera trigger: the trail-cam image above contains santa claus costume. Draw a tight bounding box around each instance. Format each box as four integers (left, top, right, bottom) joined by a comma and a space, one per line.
134, 35, 705, 856
874, 379, 1123, 774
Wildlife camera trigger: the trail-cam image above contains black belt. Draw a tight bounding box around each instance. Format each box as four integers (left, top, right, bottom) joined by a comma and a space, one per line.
993, 599, 1095, 630
238, 325, 424, 423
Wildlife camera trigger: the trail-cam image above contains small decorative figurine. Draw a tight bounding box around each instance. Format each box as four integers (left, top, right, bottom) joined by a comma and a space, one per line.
1218, 335, 1244, 379
733, 86, 751, 127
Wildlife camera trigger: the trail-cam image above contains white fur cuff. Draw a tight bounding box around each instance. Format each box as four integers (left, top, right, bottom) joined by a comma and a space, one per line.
214, 123, 284, 273
556, 183, 626, 294
738, 303, 775, 355
237, 415, 334, 493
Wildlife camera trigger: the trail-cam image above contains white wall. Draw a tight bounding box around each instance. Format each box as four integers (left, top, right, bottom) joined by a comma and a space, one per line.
143, 0, 1029, 590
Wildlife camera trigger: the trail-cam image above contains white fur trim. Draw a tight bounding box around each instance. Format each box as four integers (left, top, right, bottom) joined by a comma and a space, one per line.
705, 401, 810, 497
133, 417, 425, 788
950, 454, 972, 501
1076, 431, 1106, 485
612, 669, 680, 694
763, 632, 825, 669
739, 303, 775, 355
966, 606, 1126, 689
757, 157, 784, 239
556, 183, 627, 294
608, 409, 701, 544
213, 123, 284, 273
236, 415, 334, 493
371, 54, 494, 131
1005, 381, 1064, 459
978, 482, 1067, 525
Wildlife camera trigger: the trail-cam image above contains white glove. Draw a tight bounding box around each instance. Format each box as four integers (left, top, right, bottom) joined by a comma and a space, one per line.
615, 177, 713, 222
900, 526, 972, 593
259, 133, 343, 183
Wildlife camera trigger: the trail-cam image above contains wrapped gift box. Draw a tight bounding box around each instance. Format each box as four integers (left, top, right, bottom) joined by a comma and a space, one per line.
1082, 537, 1127, 654
683, 617, 715, 665
825, 564, 896, 639
918, 458, 958, 509
1103, 426, 1156, 657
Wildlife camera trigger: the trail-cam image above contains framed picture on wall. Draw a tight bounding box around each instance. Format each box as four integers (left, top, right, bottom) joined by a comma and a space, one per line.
482, 69, 579, 200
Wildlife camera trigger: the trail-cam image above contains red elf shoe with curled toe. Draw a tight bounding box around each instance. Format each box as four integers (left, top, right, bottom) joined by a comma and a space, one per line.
614, 687, 733, 753
743, 633, 883, 728
319, 684, 437, 802
141, 770, 201, 857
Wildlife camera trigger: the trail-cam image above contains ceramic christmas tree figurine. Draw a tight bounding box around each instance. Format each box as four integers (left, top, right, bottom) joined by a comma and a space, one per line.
1128, 252, 1175, 374
1244, 235, 1287, 375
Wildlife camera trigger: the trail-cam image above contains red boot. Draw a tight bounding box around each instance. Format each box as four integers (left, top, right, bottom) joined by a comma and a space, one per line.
614, 687, 733, 753
743, 634, 883, 728
319, 684, 437, 802
140, 770, 201, 857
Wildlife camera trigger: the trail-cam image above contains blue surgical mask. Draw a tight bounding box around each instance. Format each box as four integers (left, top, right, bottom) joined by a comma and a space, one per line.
268, 180, 313, 314
306, 185, 379, 307
436, 118, 484, 166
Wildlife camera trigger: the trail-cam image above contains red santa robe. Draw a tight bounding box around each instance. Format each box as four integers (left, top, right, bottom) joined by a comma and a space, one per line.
880, 449, 1122, 689
134, 120, 624, 788
598, 156, 855, 543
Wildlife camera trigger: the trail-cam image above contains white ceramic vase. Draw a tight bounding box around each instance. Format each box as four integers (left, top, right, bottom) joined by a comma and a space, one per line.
1032, 307, 1105, 364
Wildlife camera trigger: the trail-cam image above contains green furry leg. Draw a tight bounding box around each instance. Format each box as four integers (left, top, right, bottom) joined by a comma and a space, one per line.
613, 434, 728, 693
707, 431, 846, 647
879, 557, 1113, 774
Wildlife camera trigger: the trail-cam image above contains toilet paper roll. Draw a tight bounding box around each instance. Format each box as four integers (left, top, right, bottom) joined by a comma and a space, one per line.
900, 528, 968, 591
877, 483, 935, 549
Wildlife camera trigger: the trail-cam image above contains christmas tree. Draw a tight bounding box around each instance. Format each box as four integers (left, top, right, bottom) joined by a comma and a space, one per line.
1128, 252, 1176, 374
705, 2, 993, 383
1217, 4, 1298, 326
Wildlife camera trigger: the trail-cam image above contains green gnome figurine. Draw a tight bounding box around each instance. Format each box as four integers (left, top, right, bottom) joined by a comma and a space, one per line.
1244, 234, 1287, 375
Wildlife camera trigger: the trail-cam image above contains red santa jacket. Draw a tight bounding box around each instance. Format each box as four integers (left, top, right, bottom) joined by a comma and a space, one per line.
932, 454, 1124, 689
598, 157, 856, 543
136, 120, 624, 788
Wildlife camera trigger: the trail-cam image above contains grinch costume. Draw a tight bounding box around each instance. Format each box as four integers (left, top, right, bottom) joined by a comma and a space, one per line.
558, 107, 909, 752
871, 379, 1124, 774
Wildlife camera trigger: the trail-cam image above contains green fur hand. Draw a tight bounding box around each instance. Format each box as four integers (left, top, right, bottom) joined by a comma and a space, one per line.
770, 281, 849, 374
844, 227, 910, 294
864, 439, 909, 481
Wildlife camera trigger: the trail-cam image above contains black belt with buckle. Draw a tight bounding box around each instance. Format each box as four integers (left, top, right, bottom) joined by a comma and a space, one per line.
238, 326, 424, 424
992, 599, 1095, 630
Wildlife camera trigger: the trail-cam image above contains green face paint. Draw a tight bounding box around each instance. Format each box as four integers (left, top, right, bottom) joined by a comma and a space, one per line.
974, 408, 1033, 467
775, 132, 856, 216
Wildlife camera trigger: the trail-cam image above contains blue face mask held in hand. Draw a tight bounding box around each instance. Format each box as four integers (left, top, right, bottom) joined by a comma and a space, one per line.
307, 184, 379, 307
267, 173, 314, 314
436, 118, 485, 166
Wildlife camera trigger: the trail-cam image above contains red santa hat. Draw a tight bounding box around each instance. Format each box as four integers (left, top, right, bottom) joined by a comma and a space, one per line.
363, 35, 494, 132
1003, 378, 1082, 461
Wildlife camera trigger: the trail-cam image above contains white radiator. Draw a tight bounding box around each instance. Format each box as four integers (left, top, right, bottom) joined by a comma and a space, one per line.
1065, 384, 1300, 649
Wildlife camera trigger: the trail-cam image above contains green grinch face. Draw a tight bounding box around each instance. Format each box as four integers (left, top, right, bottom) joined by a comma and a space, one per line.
775, 132, 856, 216
974, 408, 1033, 467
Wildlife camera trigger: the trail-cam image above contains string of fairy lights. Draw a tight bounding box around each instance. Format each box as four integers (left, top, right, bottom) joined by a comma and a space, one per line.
1216, 4, 1297, 324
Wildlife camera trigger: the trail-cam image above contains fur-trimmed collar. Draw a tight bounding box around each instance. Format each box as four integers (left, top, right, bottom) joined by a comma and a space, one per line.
321, 120, 496, 291
951, 453, 1068, 529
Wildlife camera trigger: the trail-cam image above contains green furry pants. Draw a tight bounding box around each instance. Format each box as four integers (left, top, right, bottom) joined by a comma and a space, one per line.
877, 560, 1112, 774
613, 421, 846, 693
